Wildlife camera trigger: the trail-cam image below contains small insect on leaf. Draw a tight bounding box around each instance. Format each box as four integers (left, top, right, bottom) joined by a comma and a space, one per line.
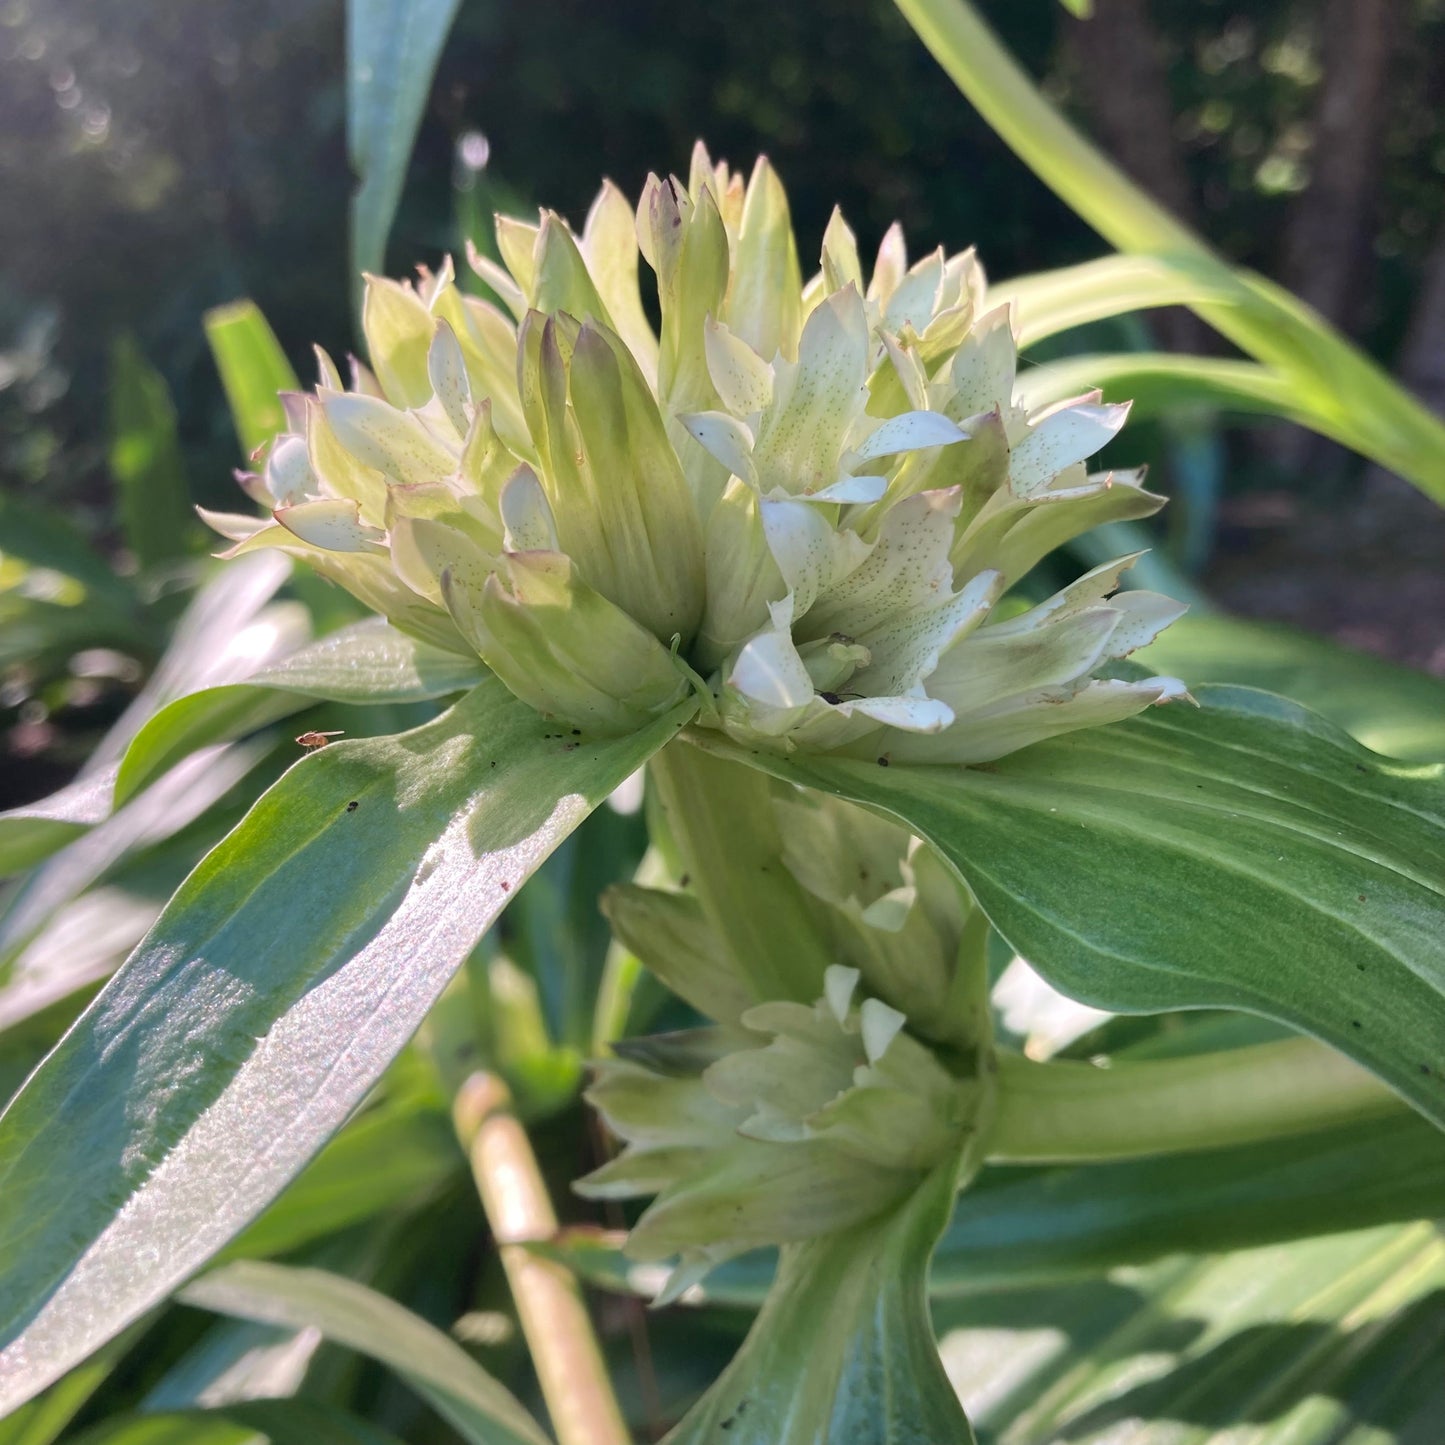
295, 730, 345, 751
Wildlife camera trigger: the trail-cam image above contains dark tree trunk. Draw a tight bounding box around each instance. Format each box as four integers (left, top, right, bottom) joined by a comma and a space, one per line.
1062, 0, 1209, 355
1269, 0, 1399, 477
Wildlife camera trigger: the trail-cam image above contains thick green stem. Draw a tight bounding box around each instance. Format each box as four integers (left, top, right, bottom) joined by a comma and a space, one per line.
987, 1038, 1407, 1163
647, 740, 832, 1005
453, 1073, 631, 1445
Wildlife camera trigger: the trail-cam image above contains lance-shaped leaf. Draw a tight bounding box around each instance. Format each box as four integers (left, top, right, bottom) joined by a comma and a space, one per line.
203, 301, 300, 456
0, 766, 116, 876
937, 1220, 1445, 1445
67, 1400, 406, 1445
0, 679, 689, 1412
114, 618, 485, 805
692, 686, 1445, 1128
347, 0, 462, 281
661, 1149, 977, 1445
182, 1261, 550, 1445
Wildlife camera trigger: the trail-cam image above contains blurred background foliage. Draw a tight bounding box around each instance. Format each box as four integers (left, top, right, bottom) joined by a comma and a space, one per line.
1, 4, 1444, 1439
3, 0, 1445, 809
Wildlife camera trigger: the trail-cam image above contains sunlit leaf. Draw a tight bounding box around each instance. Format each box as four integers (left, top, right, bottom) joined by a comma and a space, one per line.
939, 1221, 1445, 1444
0, 767, 116, 877
204, 301, 300, 457
893, 0, 1445, 502
348, 0, 463, 280
1136, 613, 1445, 762
0, 680, 690, 1412
182, 1261, 550, 1445
115, 618, 485, 806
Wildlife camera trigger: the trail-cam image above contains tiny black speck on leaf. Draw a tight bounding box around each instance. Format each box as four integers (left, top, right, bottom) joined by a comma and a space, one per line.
345, 800, 359, 813
877, 755, 890, 767
500, 880, 511, 893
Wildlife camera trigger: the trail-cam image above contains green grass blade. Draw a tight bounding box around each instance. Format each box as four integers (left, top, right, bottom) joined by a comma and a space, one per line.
894, 0, 1445, 501
347, 0, 462, 283
203, 300, 300, 457
182, 1262, 549, 1445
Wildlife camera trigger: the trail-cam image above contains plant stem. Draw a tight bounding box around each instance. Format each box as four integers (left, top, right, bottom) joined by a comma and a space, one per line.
453, 1072, 631, 1445
987, 1037, 1407, 1163
647, 741, 832, 1005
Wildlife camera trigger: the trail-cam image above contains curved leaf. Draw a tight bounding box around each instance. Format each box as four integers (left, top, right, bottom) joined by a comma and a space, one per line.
938, 1221, 1445, 1444
0, 767, 117, 877
348, 0, 462, 280
115, 619, 485, 805
1135, 613, 1445, 763
892, 0, 1445, 501
203, 302, 299, 457
68, 1400, 406, 1445
182, 1261, 549, 1445
1012, 352, 1313, 431
0, 742, 267, 967
0, 679, 688, 1412
694, 686, 1445, 1127
996, 254, 1237, 351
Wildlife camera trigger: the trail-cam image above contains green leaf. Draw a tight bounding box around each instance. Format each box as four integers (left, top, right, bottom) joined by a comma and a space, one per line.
115, 618, 485, 806
932, 1111, 1445, 1295
0, 740, 267, 967
1012, 352, 1311, 430
893, 0, 1445, 502
348, 0, 462, 281
996, 253, 1235, 351
0, 492, 139, 608
67, 1400, 406, 1445
89, 552, 300, 775
1135, 613, 1445, 762
204, 301, 300, 457
0, 680, 689, 1411
0, 766, 116, 877
108, 334, 194, 570
0, 886, 158, 1039
694, 686, 1445, 1128
663, 1152, 976, 1445
938, 1221, 1445, 1444
0, 1326, 144, 1445
182, 1261, 550, 1445
224, 1089, 459, 1261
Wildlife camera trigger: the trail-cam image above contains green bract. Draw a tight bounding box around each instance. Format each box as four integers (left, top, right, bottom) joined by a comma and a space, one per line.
204, 144, 1188, 760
